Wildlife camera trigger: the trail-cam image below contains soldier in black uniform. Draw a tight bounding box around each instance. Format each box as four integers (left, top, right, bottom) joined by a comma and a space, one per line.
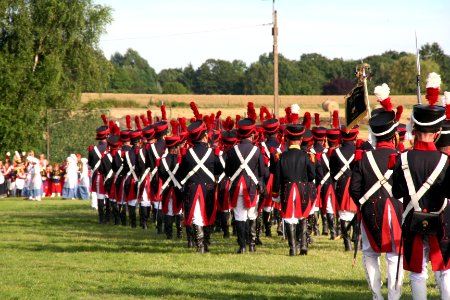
176, 119, 223, 253
225, 115, 266, 254
350, 109, 403, 300
159, 132, 183, 240
392, 73, 450, 299
88, 114, 109, 224
272, 123, 316, 256
329, 125, 359, 251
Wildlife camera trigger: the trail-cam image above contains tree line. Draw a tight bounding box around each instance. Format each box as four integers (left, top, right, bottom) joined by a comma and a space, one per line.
106, 43, 450, 96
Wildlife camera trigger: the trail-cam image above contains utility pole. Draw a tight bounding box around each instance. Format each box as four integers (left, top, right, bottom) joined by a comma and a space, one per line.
272, 0, 279, 117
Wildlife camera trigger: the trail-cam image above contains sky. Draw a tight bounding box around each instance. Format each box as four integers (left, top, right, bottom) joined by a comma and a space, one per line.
96, 0, 450, 73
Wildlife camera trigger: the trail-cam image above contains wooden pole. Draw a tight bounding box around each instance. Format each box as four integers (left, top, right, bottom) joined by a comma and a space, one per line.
273, 7, 279, 118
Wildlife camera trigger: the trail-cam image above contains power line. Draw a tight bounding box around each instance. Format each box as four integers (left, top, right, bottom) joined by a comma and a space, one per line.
101, 23, 273, 42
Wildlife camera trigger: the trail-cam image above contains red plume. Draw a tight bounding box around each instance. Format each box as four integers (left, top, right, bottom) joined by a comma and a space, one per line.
147, 110, 153, 125
190, 117, 196, 123
284, 107, 292, 123
108, 120, 115, 132
179, 117, 187, 132
379, 98, 393, 111
170, 119, 179, 136
161, 105, 167, 121
259, 106, 265, 123
332, 111, 339, 129
395, 105, 403, 122
236, 115, 241, 124
314, 113, 320, 127
446, 105, 450, 120
155, 116, 160, 122
247, 102, 257, 121
101, 114, 108, 126
126, 115, 131, 130
216, 110, 221, 120
203, 115, 211, 131
113, 123, 121, 136
190, 102, 202, 120
135, 116, 142, 131
227, 117, 235, 131
140, 115, 148, 127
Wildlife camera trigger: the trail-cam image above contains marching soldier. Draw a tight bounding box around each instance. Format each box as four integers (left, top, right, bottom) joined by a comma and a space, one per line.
272, 123, 316, 256
88, 114, 109, 224
329, 125, 359, 251
392, 73, 450, 299
350, 97, 403, 300
225, 104, 266, 254
159, 121, 183, 239
176, 115, 223, 253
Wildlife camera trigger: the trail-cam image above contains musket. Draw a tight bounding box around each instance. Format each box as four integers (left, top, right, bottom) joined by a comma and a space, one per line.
415, 31, 421, 104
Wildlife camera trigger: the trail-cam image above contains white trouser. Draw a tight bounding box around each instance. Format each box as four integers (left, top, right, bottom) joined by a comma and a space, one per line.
152, 201, 162, 209
283, 188, 298, 225
410, 237, 450, 300
338, 210, 355, 221
140, 186, 151, 207
263, 206, 273, 213
128, 200, 137, 207
91, 192, 98, 209
192, 198, 204, 226
361, 219, 403, 300
326, 195, 334, 214
167, 196, 174, 216
234, 184, 257, 222
140, 199, 151, 207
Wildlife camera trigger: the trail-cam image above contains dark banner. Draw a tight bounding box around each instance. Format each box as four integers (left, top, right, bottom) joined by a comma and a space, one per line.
345, 84, 367, 131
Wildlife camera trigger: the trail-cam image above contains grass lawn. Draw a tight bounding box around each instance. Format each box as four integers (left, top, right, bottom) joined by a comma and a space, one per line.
0, 198, 441, 299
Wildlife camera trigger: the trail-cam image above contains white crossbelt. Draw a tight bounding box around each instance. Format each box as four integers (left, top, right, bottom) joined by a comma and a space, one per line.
160, 156, 182, 193
125, 151, 138, 181
92, 146, 102, 173
333, 148, 354, 181
113, 150, 123, 183
149, 144, 167, 180
359, 151, 393, 205
260, 142, 271, 168
104, 153, 114, 182
218, 151, 226, 183
320, 153, 330, 185
138, 148, 151, 185
229, 145, 259, 185
180, 148, 215, 185
401, 152, 448, 223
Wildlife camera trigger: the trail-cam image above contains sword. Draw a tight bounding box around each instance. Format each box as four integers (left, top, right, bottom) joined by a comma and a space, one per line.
415, 31, 421, 104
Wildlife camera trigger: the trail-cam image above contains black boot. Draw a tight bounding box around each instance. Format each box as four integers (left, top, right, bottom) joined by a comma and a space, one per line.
249, 219, 257, 252
255, 215, 263, 246
214, 213, 222, 233
231, 214, 237, 236
236, 221, 247, 254
128, 205, 137, 228
164, 215, 174, 239
139, 206, 144, 228
119, 204, 127, 226
194, 225, 205, 254
112, 202, 120, 225
336, 216, 342, 236
299, 219, 308, 255
306, 214, 314, 245
262, 210, 272, 237
186, 225, 194, 248
104, 198, 111, 224
221, 211, 230, 238
141, 206, 149, 230
286, 222, 297, 256
204, 226, 211, 252
175, 214, 183, 238
296, 222, 302, 253
313, 211, 320, 236
275, 209, 283, 236
155, 209, 164, 234
340, 220, 352, 251
327, 213, 336, 240
97, 199, 105, 224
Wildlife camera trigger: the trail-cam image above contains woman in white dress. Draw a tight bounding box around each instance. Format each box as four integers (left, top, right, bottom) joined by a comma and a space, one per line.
62, 155, 79, 199
29, 158, 42, 201
77, 158, 90, 200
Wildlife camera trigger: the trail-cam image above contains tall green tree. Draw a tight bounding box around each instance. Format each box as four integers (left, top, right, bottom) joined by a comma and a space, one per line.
109, 49, 159, 93
420, 43, 450, 87
0, 0, 112, 153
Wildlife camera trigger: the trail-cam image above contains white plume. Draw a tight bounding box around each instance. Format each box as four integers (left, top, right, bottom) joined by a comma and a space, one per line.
374, 83, 390, 101
290, 103, 300, 114
444, 91, 450, 105
426, 72, 441, 89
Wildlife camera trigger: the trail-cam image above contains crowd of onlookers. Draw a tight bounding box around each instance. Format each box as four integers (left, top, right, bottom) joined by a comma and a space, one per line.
0, 151, 91, 201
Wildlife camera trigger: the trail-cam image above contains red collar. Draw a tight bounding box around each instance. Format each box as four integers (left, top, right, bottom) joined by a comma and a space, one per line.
376, 141, 395, 149
413, 141, 437, 151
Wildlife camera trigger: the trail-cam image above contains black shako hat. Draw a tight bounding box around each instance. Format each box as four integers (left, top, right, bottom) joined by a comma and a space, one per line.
237, 118, 256, 139
188, 120, 207, 141
312, 126, 327, 141
397, 123, 406, 139
165, 136, 180, 148
435, 119, 450, 147
340, 125, 359, 141
107, 135, 120, 149
369, 110, 398, 141
412, 104, 445, 133
285, 124, 305, 141
262, 118, 279, 135
220, 130, 237, 145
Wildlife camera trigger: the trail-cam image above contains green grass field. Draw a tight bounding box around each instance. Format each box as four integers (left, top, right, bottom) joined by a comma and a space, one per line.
0, 198, 441, 299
